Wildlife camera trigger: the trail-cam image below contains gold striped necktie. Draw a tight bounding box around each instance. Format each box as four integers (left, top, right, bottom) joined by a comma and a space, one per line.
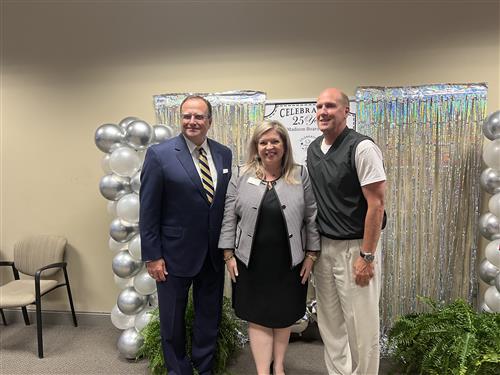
197, 147, 214, 204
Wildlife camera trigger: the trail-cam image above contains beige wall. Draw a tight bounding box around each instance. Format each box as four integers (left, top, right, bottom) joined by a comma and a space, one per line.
1, 1, 499, 313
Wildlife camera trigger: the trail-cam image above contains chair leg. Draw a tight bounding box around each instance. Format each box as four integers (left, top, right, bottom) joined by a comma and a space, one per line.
21, 306, 30, 325
35, 289, 43, 358
0, 308, 7, 325
63, 268, 78, 327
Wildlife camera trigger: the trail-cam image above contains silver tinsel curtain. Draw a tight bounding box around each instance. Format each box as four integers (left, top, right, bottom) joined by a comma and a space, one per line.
154, 90, 266, 166
356, 84, 487, 331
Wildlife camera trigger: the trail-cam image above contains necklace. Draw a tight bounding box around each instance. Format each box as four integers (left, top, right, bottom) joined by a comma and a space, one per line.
261, 175, 281, 190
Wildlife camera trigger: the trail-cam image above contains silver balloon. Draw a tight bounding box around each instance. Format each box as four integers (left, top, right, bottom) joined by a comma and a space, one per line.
134, 307, 155, 332
483, 110, 500, 141
153, 124, 174, 144
484, 285, 500, 312
112, 250, 142, 278
478, 258, 500, 285
111, 304, 135, 330
126, 120, 153, 150
110, 218, 139, 243
131, 171, 141, 194
95, 123, 125, 153
117, 327, 144, 359
118, 116, 139, 131
148, 292, 158, 308
117, 287, 148, 315
133, 268, 157, 296
478, 213, 500, 240
479, 168, 500, 195
496, 273, 500, 293
109, 146, 141, 178
99, 174, 132, 201
483, 139, 500, 170
290, 313, 309, 334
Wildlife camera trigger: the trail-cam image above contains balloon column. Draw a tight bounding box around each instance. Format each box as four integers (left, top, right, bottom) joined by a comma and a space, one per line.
478, 110, 500, 313
95, 117, 174, 358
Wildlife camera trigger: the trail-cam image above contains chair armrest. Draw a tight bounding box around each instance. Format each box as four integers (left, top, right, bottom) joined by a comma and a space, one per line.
0, 260, 20, 280
34, 262, 67, 280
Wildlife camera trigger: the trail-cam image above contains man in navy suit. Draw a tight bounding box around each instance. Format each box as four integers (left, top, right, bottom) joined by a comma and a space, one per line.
140, 95, 232, 375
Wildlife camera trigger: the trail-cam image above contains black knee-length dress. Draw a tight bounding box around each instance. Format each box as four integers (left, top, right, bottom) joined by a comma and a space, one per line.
232, 184, 308, 328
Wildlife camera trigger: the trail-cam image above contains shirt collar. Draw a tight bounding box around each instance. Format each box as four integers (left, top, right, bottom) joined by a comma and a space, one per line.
182, 135, 209, 155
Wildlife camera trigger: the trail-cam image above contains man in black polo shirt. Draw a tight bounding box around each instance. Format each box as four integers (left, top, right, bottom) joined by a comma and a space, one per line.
307, 88, 386, 375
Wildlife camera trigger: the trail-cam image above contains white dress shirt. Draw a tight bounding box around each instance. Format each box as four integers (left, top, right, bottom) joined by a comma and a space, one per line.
183, 135, 218, 190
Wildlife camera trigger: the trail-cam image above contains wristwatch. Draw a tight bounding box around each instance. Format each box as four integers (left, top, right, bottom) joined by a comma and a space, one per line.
360, 251, 375, 263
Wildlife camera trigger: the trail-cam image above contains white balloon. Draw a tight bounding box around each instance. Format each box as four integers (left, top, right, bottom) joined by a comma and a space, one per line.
114, 274, 134, 289
134, 307, 155, 332
485, 239, 500, 268
111, 304, 135, 330
488, 193, 500, 219
134, 268, 157, 296
483, 139, 500, 169
101, 154, 112, 174
116, 193, 140, 223
109, 237, 126, 252
109, 146, 141, 177
107, 200, 118, 217
484, 285, 500, 312
128, 234, 142, 260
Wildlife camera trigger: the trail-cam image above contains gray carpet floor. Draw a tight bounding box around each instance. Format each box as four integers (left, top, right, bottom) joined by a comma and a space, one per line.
0, 320, 398, 374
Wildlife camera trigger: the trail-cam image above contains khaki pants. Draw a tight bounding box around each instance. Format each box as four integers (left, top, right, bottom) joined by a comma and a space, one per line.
314, 237, 381, 375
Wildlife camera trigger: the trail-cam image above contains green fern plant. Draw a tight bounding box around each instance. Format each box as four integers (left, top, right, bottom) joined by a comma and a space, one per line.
137, 293, 245, 375
388, 297, 500, 374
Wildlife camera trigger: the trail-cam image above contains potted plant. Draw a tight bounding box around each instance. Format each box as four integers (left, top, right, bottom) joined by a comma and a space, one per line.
138, 294, 245, 375
388, 297, 500, 374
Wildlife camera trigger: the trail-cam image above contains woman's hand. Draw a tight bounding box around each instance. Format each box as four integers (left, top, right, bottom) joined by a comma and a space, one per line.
300, 256, 314, 284
224, 250, 238, 283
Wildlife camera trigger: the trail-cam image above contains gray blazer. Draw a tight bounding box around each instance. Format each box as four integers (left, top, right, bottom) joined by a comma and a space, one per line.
218, 165, 320, 267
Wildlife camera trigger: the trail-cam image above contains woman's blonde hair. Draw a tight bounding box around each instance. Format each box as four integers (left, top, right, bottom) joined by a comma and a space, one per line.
241, 120, 298, 184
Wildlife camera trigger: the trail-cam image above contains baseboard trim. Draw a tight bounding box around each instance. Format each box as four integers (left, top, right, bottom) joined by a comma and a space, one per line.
1, 308, 112, 327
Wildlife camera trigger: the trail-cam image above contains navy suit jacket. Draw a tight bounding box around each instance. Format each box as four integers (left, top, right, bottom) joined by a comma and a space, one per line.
139, 135, 232, 277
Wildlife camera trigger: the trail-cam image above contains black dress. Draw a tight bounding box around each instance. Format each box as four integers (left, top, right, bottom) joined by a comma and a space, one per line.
232, 183, 308, 328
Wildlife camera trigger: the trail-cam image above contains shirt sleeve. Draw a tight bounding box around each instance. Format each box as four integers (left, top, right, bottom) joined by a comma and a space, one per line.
355, 140, 386, 186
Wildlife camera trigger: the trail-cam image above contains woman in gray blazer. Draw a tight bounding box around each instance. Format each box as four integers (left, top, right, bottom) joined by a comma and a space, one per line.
219, 120, 320, 375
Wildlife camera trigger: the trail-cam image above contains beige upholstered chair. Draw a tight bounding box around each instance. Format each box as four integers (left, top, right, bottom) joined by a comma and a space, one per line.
0, 235, 77, 358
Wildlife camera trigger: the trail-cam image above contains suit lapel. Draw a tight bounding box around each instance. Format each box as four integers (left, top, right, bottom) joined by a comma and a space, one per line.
174, 136, 207, 202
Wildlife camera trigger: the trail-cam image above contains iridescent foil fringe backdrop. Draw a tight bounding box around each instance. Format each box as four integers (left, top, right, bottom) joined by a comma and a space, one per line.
355, 84, 487, 333
154, 90, 266, 166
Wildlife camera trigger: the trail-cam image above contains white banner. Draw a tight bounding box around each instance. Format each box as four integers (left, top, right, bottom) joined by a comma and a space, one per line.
264, 99, 356, 165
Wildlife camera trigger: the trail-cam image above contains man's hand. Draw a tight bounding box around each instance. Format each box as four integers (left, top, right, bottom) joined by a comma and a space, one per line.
146, 258, 168, 282
353, 256, 374, 287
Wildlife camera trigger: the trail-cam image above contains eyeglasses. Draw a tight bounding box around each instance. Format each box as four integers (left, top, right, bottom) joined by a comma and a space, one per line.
181, 113, 209, 121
